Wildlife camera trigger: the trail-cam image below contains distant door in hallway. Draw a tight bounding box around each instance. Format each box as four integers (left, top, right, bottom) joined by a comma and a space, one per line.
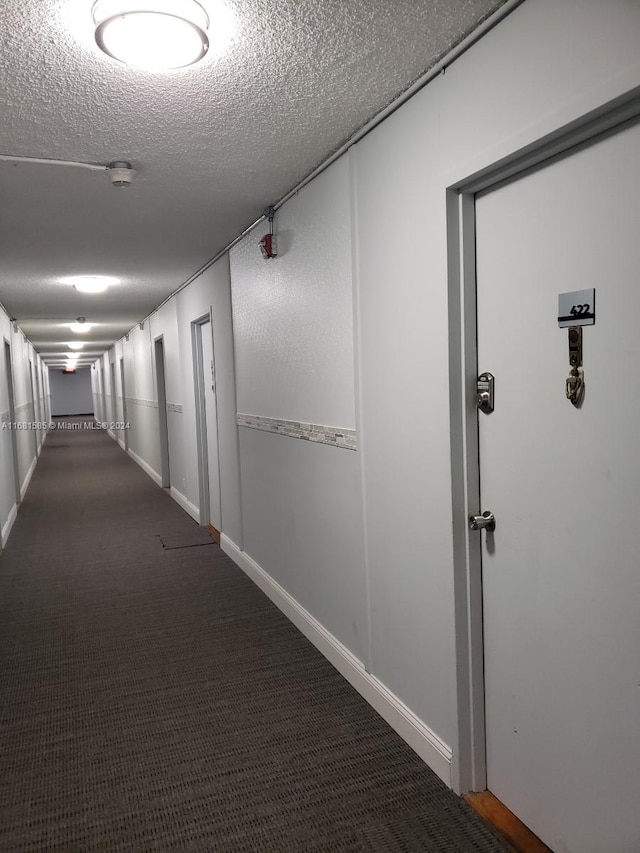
100, 364, 107, 424
33, 361, 43, 447
154, 337, 170, 488
109, 361, 117, 424
475, 120, 640, 852
193, 318, 221, 531
120, 358, 128, 450
28, 361, 38, 456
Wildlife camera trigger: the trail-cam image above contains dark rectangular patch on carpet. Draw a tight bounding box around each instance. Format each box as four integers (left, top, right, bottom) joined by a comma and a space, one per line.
158, 528, 215, 549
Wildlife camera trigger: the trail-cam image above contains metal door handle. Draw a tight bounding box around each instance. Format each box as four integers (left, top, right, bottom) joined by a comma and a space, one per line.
469, 511, 496, 532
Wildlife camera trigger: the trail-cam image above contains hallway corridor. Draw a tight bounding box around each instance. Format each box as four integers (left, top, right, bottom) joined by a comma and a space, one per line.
0, 424, 505, 852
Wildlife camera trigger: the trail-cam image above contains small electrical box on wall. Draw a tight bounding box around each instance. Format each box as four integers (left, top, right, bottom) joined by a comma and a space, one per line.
259, 205, 277, 259
259, 232, 277, 259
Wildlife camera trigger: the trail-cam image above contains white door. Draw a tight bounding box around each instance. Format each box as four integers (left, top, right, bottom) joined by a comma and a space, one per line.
154, 338, 170, 488
475, 121, 640, 853
200, 321, 221, 530
100, 364, 107, 423
120, 359, 128, 450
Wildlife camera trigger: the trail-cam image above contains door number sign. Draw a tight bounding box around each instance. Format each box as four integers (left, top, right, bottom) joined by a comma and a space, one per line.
558, 289, 595, 327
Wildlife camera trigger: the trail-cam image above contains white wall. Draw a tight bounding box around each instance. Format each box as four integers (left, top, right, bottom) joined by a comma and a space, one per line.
0, 312, 48, 546
0, 315, 19, 536
104, 255, 243, 537
95, 0, 640, 795
11, 327, 41, 497
231, 157, 357, 428
49, 367, 93, 416
125, 324, 161, 480
229, 156, 367, 661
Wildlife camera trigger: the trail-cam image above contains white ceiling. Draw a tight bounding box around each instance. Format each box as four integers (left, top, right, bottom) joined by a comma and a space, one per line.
0, 0, 506, 365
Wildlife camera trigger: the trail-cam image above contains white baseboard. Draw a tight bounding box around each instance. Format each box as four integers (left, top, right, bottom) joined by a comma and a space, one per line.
127, 448, 162, 487
169, 486, 200, 523
2, 503, 18, 547
107, 429, 117, 441
220, 535, 453, 787
20, 455, 38, 501
124, 446, 199, 523
118, 439, 126, 451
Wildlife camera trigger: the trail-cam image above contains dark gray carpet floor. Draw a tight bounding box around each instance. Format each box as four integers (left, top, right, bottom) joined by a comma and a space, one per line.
0, 421, 506, 852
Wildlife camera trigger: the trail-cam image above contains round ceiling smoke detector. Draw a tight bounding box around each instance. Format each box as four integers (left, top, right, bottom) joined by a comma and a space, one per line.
107, 161, 138, 187
92, 0, 210, 70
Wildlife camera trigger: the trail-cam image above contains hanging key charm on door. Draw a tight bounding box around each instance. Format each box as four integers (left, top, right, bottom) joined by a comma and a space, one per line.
566, 326, 585, 407
566, 365, 585, 407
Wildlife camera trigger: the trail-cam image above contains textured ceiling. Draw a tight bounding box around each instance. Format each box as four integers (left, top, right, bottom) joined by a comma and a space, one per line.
0, 0, 507, 362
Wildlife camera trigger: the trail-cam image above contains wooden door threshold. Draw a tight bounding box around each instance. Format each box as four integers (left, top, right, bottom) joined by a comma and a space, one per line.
464, 791, 553, 853
204, 524, 221, 543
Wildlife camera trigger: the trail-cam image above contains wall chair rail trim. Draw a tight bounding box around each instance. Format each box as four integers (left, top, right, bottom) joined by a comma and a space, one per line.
237, 413, 357, 451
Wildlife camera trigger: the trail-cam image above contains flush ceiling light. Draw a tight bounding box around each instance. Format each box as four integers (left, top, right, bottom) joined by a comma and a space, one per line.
68, 342, 85, 351
69, 317, 92, 334
93, 0, 210, 69
62, 275, 119, 294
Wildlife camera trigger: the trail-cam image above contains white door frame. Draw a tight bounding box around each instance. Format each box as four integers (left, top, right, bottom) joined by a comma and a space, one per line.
100, 363, 107, 425
119, 357, 128, 451
447, 90, 640, 795
154, 336, 171, 489
191, 312, 221, 530
33, 360, 43, 451
109, 359, 117, 425
28, 361, 38, 457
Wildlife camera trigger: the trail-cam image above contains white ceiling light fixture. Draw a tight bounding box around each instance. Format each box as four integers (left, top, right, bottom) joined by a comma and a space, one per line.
62, 275, 119, 294
68, 342, 85, 351
92, 0, 210, 70
69, 317, 92, 334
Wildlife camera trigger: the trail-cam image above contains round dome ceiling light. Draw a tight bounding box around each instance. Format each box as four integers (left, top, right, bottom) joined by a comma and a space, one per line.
69, 317, 92, 334
62, 276, 119, 294
92, 0, 210, 70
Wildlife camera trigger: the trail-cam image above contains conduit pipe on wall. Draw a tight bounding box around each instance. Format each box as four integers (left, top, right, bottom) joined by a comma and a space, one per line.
135, 0, 526, 326
0, 155, 138, 188
0, 154, 107, 171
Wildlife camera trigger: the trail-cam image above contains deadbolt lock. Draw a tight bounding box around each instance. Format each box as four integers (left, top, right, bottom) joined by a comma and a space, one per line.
476, 372, 495, 414
568, 326, 582, 368
469, 511, 496, 532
